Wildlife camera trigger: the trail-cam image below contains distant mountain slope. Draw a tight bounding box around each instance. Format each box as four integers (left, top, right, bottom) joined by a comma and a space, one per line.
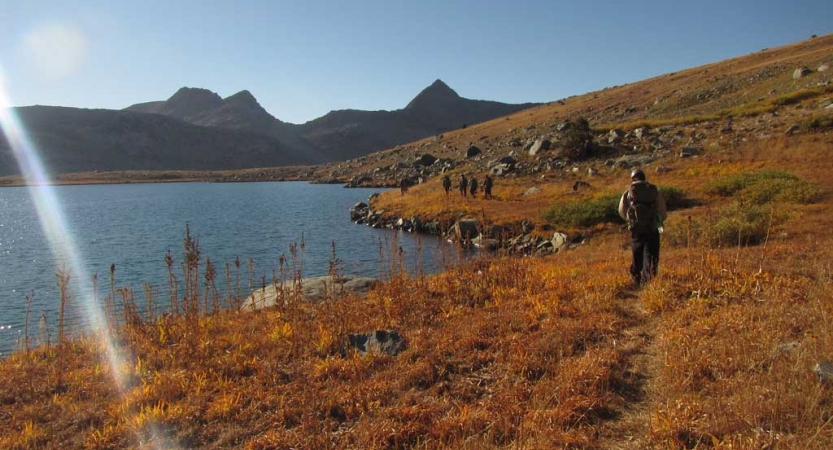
127, 80, 541, 162
0, 106, 324, 176
296, 80, 540, 160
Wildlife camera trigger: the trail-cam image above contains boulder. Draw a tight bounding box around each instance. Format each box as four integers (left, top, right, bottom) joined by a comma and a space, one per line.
347, 330, 407, 356
528, 139, 551, 156
613, 154, 655, 168
451, 219, 480, 242
523, 186, 541, 196
242, 275, 378, 310
587, 167, 599, 176
498, 156, 517, 166
608, 129, 624, 144
551, 232, 569, 253
785, 124, 801, 135
679, 146, 702, 158
415, 153, 438, 166
633, 127, 648, 140
350, 202, 369, 222
793, 67, 812, 79
466, 145, 482, 158
490, 156, 517, 176
813, 360, 833, 384
819, 64, 830, 72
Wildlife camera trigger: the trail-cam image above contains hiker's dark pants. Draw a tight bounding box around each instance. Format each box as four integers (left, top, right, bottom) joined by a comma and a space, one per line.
631, 231, 660, 284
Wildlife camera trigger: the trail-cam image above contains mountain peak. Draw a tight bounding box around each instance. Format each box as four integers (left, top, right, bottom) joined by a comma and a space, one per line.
168, 87, 222, 103
405, 79, 461, 110
225, 90, 257, 103
427, 79, 455, 93
162, 87, 223, 120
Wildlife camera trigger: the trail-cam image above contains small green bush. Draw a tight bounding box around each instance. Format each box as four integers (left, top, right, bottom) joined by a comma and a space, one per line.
707, 202, 782, 247
704, 170, 797, 197
704, 170, 819, 204
743, 177, 821, 204
544, 185, 689, 229
544, 193, 621, 228
807, 114, 833, 130
658, 185, 687, 209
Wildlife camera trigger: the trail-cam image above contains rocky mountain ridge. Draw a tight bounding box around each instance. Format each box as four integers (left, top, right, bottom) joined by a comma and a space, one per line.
0, 80, 539, 176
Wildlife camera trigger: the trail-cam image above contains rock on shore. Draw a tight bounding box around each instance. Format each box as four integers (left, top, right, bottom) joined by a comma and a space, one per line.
242, 275, 377, 310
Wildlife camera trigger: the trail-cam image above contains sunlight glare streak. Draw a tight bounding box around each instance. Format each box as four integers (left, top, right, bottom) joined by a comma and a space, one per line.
0, 70, 178, 449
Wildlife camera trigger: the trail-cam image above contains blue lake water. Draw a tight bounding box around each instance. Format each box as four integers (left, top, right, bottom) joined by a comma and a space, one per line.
0, 181, 463, 357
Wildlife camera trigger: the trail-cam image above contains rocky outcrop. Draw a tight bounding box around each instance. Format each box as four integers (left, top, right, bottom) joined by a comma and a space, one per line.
349, 196, 579, 256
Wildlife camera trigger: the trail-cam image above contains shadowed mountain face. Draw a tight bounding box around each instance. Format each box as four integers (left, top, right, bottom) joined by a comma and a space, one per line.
0, 106, 323, 177
1, 80, 540, 175
297, 80, 539, 160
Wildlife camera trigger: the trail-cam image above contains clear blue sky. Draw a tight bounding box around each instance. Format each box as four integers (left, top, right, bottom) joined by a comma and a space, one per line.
2, 0, 831, 124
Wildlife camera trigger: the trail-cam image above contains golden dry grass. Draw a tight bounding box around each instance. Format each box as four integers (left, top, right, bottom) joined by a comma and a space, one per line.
2, 34, 833, 449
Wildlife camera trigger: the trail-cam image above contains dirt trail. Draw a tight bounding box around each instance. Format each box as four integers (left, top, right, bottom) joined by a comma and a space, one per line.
596, 290, 663, 449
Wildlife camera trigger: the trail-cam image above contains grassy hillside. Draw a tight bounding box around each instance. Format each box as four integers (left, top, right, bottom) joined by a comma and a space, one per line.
1, 35, 833, 448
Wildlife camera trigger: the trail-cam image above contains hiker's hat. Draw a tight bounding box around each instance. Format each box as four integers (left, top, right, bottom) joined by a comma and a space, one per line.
630, 168, 646, 180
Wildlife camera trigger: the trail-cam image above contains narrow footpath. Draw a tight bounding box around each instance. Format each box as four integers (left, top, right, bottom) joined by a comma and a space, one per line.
596, 289, 662, 449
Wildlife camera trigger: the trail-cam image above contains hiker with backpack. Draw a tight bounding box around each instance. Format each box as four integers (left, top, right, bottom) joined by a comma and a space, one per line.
618, 168, 667, 286
483, 175, 493, 199
459, 174, 468, 198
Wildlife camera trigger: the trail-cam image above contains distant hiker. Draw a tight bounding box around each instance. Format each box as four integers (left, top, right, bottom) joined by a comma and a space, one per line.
442, 174, 452, 195
459, 174, 468, 197
469, 177, 478, 198
483, 175, 493, 199
618, 168, 667, 286
400, 178, 409, 196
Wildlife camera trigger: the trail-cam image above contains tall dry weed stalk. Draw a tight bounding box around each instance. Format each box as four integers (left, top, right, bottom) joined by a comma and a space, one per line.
182, 223, 201, 316
37, 311, 49, 349
165, 250, 178, 315
204, 258, 219, 313
56, 268, 71, 344
143, 282, 155, 322
24, 290, 33, 354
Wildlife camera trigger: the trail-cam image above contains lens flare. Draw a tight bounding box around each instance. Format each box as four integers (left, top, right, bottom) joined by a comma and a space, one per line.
0, 71, 177, 449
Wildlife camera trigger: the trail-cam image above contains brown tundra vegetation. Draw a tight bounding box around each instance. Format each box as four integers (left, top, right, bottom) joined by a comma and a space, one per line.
1, 35, 833, 449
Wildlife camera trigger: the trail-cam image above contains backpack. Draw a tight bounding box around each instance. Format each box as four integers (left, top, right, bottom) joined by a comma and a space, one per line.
626, 182, 659, 234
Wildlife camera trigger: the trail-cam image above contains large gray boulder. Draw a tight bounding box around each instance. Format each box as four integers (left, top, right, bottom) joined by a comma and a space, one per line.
450, 219, 480, 242
242, 275, 377, 310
